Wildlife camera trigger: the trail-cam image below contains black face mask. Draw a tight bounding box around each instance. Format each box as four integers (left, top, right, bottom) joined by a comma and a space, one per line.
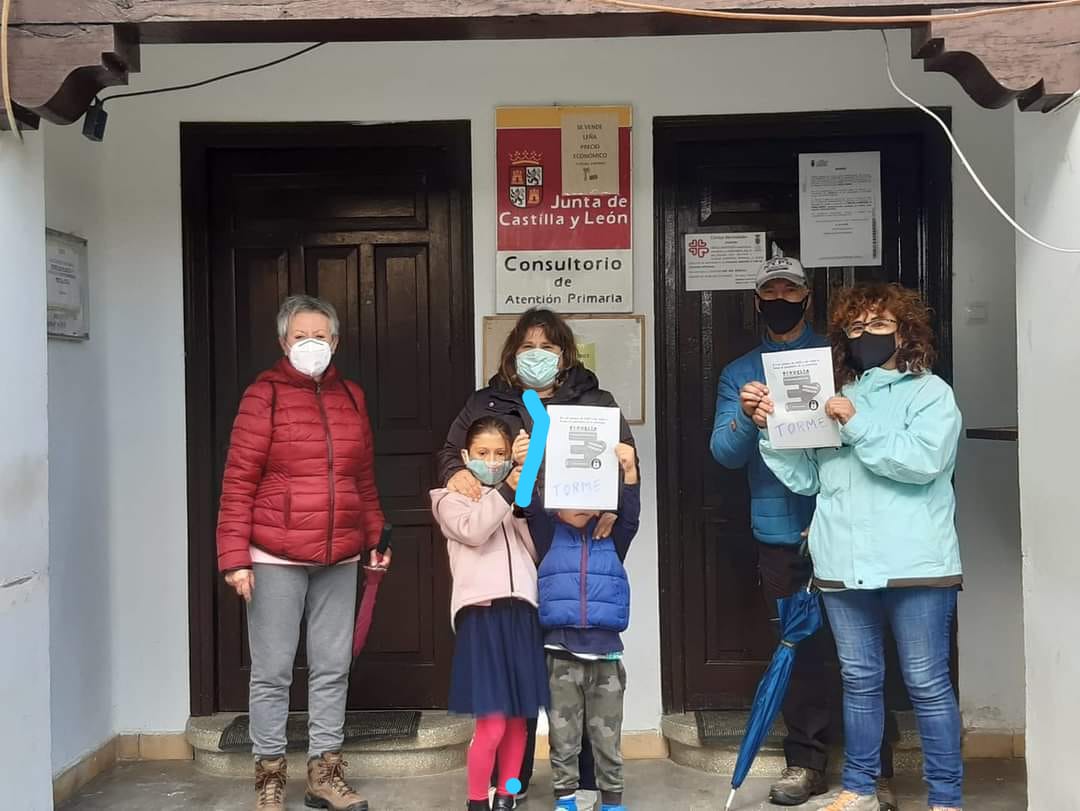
758, 297, 808, 335
848, 332, 898, 373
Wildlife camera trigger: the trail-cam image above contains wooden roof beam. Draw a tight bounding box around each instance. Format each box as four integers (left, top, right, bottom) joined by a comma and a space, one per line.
4, 2, 1077, 127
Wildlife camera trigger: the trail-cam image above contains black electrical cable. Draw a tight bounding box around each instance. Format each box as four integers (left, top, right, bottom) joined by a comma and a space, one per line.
98, 41, 328, 107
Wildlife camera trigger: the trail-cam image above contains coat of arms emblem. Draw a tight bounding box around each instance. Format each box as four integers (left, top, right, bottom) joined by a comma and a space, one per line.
508, 150, 544, 209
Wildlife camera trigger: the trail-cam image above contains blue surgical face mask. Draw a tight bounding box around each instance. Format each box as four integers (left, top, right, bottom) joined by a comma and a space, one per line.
465, 458, 513, 487
515, 348, 560, 390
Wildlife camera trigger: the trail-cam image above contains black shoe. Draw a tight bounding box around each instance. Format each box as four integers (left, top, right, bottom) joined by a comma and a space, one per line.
467, 801, 490, 811
492, 795, 515, 810
768, 767, 828, 806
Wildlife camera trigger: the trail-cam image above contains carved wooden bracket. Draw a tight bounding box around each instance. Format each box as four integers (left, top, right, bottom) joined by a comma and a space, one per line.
6, 24, 139, 129
913, 7, 1080, 112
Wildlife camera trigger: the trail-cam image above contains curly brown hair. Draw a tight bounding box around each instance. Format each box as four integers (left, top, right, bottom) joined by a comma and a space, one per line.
830, 283, 937, 386
497, 308, 580, 389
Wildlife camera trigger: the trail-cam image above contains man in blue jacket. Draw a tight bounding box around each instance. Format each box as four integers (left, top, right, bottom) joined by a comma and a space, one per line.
709, 257, 896, 809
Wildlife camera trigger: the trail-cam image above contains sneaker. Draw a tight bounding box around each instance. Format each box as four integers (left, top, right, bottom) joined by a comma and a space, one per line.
254, 757, 287, 811
576, 789, 598, 810
929, 807, 961, 811
769, 766, 828, 805
555, 796, 579, 811
823, 791, 880, 811
305, 752, 368, 811
492, 795, 516, 810
877, 779, 899, 811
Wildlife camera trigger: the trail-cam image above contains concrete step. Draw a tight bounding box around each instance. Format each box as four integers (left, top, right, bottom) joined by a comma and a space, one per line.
661, 711, 924, 776
186, 712, 471, 778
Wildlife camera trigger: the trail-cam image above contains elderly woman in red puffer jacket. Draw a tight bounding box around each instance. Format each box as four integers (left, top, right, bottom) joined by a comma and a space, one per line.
217, 294, 389, 811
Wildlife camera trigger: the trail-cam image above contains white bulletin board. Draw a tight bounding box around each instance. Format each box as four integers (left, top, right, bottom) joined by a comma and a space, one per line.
46, 229, 89, 341
483, 314, 645, 424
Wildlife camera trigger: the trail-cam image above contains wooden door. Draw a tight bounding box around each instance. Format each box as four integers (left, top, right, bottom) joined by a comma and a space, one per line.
655, 111, 953, 711
183, 123, 473, 714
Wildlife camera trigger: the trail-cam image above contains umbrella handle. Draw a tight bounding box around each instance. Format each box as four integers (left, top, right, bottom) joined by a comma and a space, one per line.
725, 787, 736, 810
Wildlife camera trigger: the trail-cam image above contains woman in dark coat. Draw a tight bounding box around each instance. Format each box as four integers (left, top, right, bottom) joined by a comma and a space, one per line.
438, 308, 636, 802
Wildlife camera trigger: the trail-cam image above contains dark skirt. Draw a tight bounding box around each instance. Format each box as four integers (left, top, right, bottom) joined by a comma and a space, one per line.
449, 598, 550, 718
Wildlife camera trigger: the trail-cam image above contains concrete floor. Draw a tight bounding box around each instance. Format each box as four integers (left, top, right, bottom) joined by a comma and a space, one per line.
61, 758, 1026, 810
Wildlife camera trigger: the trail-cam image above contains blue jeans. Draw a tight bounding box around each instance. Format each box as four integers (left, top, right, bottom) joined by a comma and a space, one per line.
823, 588, 963, 807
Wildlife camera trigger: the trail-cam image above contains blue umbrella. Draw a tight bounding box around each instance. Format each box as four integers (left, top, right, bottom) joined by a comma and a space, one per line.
725, 587, 823, 810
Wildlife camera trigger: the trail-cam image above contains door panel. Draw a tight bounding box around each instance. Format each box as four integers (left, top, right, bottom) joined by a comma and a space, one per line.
187, 124, 472, 712
656, 112, 953, 711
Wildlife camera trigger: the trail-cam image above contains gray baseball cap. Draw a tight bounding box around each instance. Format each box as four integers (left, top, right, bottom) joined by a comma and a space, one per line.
755, 256, 808, 292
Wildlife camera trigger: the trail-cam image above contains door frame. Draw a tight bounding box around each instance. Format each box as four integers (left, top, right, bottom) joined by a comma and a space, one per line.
181, 121, 474, 716
654, 109, 953, 713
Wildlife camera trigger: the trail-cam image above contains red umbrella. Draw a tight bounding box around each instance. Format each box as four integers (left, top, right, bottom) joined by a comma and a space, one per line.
352, 525, 392, 660
352, 566, 387, 659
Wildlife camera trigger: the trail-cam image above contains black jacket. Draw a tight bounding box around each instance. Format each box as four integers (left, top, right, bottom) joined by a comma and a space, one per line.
436, 365, 636, 487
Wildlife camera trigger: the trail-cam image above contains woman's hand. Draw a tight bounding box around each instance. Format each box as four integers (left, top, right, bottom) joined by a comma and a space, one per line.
225, 569, 254, 603
825, 396, 856, 425
615, 443, 639, 485
447, 468, 483, 502
512, 430, 531, 466
594, 513, 618, 539
740, 382, 770, 419
751, 396, 775, 429
369, 547, 393, 570
507, 466, 522, 490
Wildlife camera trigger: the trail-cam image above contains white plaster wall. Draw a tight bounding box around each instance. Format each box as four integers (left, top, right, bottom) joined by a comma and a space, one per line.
43, 122, 115, 774
1014, 105, 1080, 808
55, 29, 1022, 734
0, 133, 53, 808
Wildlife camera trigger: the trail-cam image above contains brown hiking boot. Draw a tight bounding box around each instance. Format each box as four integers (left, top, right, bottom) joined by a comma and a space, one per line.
305, 752, 368, 811
254, 757, 287, 811
769, 766, 828, 805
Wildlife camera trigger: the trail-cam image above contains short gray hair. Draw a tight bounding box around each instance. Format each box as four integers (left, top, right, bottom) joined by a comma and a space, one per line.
277, 295, 340, 340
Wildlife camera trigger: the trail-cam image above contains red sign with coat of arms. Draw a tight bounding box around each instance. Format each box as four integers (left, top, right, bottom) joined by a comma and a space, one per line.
495, 106, 633, 313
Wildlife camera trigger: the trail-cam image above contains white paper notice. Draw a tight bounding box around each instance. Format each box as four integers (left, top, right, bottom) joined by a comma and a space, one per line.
544, 405, 622, 511
685, 232, 766, 291
798, 152, 882, 268
762, 347, 842, 449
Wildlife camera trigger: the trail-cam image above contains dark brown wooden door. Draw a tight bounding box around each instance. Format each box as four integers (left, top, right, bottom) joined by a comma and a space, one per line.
655, 111, 952, 711
183, 123, 473, 714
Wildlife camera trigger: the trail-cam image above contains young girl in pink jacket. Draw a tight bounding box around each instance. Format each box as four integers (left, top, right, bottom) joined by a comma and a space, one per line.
430, 416, 549, 811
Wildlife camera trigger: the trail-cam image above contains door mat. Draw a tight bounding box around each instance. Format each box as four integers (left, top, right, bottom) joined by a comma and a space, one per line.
694, 711, 783, 747
219, 710, 422, 752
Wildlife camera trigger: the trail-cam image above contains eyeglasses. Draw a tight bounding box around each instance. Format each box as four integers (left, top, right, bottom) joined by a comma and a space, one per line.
844, 318, 898, 339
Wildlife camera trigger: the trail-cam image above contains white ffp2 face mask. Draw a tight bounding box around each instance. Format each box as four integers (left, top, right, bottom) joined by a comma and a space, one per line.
288, 338, 333, 378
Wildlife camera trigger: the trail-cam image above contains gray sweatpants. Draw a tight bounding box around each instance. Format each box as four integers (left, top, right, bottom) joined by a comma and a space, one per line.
247, 562, 358, 759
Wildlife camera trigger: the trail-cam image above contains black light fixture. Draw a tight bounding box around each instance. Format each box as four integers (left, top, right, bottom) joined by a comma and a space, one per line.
82, 99, 108, 142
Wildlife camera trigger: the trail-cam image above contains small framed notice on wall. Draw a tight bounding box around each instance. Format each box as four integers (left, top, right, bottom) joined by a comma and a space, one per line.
482, 314, 646, 424
46, 229, 89, 341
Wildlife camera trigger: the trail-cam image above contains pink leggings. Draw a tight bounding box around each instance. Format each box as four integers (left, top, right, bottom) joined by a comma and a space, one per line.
467, 715, 528, 801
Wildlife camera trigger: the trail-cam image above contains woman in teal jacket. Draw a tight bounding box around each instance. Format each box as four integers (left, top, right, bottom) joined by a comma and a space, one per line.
756, 283, 963, 811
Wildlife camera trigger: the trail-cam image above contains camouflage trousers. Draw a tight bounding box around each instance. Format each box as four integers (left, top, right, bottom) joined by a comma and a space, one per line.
546, 654, 627, 794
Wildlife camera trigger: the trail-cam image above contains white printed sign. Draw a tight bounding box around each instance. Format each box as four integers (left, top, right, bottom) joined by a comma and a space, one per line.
798, 152, 882, 268
762, 347, 842, 449
544, 405, 622, 511
684, 232, 766, 291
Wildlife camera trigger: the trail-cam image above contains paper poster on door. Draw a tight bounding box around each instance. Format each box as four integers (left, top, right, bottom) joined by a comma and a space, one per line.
685, 232, 766, 291
544, 405, 621, 511
798, 152, 882, 268
761, 347, 841, 449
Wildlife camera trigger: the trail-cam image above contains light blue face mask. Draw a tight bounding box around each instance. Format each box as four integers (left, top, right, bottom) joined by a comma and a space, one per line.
465, 458, 513, 487
515, 348, 560, 390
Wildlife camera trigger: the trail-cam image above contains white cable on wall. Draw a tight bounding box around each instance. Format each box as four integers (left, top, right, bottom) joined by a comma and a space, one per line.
880, 30, 1080, 254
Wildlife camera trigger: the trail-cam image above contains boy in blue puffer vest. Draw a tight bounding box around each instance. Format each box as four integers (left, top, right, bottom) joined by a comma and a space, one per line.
525, 443, 639, 811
